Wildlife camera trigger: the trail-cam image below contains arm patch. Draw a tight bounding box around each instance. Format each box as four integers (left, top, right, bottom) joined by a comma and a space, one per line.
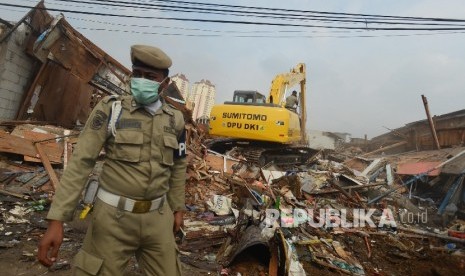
175, 129, 186, 158
90, 110, 108, 130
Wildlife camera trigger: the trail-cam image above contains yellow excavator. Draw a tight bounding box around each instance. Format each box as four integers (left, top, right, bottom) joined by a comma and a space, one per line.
208, 63, 316, 166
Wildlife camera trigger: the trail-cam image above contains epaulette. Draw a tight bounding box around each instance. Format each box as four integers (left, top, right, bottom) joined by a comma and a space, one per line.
102, 94, 121, 104
162, 104, 174, 116
167, 103, 177, 109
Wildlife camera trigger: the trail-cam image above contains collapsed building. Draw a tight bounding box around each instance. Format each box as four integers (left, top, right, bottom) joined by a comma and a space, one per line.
0, 1, 130, 128
1, 2, 465, 276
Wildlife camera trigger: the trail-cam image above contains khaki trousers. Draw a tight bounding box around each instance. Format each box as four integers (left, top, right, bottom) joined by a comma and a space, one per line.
72, 199, 182, 276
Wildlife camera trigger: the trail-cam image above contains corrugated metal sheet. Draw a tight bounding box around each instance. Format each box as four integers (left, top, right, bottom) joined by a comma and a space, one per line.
397, 161, 442, 176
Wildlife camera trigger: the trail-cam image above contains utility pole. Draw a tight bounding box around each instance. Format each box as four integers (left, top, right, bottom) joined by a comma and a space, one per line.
421, 95, 441, 150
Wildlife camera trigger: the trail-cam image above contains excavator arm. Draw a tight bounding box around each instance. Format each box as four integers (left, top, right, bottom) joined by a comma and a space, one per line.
267, 63, 306, 106
267, 63, 306, 143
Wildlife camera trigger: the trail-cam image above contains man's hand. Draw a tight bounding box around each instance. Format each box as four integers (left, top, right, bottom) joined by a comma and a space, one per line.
173, 211, 184, 233
38, 220, 64, 267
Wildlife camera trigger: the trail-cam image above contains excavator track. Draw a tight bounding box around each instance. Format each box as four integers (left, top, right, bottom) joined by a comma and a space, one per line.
206, 138, 319, 167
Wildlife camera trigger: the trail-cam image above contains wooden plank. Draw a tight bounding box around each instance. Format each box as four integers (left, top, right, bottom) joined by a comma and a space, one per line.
0, 189, 31, 200
386, 164, 394, 185
0, 132, 62, 164
303, 182, 384, 195
15, 62, 47, 120
0, 132, 39, 158
361, 158, 382, 177
340, 174, 366, 186
34, 143, 60, 191
329, 179, 361, 206
22, 130, 63, 164
361, 141, 408, 157
0, 120, 50, 126
63, 129, 72, 169
398, 226, 465, 244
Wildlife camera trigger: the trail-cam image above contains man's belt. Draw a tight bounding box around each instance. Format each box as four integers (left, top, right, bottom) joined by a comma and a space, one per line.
97, 188, 165, 213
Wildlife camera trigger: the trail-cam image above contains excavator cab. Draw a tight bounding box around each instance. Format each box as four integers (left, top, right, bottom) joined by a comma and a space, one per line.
229, 90, 267, 104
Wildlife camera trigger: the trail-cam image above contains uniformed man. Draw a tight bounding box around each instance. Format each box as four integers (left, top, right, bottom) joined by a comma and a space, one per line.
285, 90, 299, 112
38, 45, 187, 275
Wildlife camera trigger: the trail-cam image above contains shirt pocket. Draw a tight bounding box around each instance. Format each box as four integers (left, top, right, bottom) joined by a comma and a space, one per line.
162, 135, 179, 166
110, 130, 143, 162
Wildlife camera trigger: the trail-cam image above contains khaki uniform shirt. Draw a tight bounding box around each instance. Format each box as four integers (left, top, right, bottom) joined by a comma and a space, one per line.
285, 95, 299, 108
47, 95, 187, 221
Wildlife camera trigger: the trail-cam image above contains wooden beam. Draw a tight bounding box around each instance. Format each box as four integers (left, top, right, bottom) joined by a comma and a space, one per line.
303, 182, 385, 195
421, 95, 441, 150
329, 179, 362, 206
34, 143, 60, 191
361, 141, 408, 157
398, 225, 465, 244
15, 61, 48, 120
0, 189, 30, 200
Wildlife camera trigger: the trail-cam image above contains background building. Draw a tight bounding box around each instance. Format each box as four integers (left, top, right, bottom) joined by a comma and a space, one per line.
189, 79, 216, 121
170, 73, 189, 101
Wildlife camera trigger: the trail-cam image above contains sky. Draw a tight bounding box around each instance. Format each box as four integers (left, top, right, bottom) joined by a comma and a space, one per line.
1, 0, 465, 139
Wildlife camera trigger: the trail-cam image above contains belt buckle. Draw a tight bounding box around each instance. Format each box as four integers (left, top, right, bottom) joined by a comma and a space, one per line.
132, 200, 152, 213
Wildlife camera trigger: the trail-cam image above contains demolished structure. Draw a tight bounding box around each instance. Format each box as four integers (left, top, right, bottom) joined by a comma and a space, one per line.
1, 2, 465, 276
0, 1, 130, 128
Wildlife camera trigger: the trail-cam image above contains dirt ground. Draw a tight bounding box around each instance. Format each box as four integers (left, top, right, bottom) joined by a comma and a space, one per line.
0, 210, 215, 276
299, 230, 465, 276
1, 207, 464, 276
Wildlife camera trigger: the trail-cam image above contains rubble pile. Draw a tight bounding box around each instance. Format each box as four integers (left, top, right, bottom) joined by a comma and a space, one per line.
0, 121, 465, 275
1, 2, 464, 275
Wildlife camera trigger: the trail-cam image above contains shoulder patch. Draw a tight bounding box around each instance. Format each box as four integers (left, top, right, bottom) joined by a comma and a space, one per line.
90, 110, 108, 130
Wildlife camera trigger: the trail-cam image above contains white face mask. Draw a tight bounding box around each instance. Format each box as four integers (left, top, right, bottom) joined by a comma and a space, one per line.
130, 77, 162, 105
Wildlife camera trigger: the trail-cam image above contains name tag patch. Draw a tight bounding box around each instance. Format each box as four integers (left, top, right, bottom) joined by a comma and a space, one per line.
116, 119, 141, 129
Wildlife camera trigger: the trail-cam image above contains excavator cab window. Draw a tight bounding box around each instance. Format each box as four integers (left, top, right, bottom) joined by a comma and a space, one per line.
232, 90, 266, 104
233, 95, 246, 103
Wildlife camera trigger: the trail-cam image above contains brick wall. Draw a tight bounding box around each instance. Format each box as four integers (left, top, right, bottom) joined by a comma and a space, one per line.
0, 23, 36, 120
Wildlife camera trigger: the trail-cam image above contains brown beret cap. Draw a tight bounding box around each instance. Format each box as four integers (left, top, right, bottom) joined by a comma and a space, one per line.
130, 45, 172, 69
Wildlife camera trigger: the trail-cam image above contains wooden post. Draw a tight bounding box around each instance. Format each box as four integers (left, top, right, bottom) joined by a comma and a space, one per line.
35, 143, 60, 191
364, 134, 368, 151
421, 95, 441, 150
15, 61, 47, 120
63, 129, 71, 170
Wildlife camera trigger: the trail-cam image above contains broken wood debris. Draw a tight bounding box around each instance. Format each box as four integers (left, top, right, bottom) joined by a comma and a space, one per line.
0, 97, 464, 276
1, 120, 465, 276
